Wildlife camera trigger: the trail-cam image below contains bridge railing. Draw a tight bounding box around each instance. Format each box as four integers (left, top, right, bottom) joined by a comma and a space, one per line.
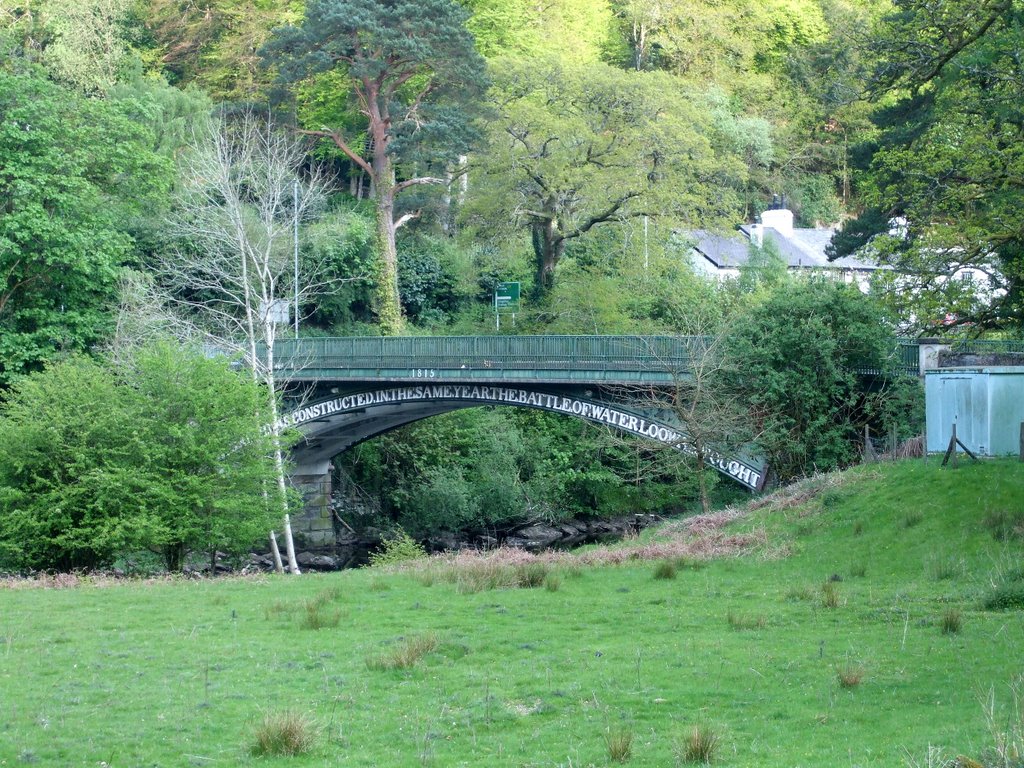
946, 338, 1024, 354
271, 335, 925, 378
273, 335, 704, 375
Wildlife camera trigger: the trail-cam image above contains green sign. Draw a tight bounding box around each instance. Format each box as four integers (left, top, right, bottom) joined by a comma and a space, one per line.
494, 282, 521, 313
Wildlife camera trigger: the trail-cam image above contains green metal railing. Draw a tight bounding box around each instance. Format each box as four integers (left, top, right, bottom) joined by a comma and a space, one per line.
271, 335, 923, 380
273, 335, 702, 379
947, 339, 1024, 355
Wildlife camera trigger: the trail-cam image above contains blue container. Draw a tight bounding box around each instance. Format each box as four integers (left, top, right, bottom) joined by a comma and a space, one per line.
925, 367, 1024, 456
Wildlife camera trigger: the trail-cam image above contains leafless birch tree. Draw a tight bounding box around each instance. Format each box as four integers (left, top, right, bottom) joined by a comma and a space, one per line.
159, 111, 340, 575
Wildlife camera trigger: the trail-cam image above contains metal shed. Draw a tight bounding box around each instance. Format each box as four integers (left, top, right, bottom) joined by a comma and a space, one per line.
925, 367, 1024, 456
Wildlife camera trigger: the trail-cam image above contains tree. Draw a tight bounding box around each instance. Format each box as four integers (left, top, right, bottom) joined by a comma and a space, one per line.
0, 69, 170, 387
263, 0, 489, 334
121, 342, 284, 572
724, 279, 904, 481
139, 0, 303, 100
599, 319, 753, 514
158, 110, 339, 574
0, 0, 133, 93
465, 57, 745, 298
0, 345, 280, 572
831, 0, 1024, 331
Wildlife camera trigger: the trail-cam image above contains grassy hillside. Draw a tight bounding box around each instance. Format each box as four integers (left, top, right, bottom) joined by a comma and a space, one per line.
1, 459, 1022, 767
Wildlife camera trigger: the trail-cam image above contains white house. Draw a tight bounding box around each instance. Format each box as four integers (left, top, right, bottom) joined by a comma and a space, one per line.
688, 207, 885, 292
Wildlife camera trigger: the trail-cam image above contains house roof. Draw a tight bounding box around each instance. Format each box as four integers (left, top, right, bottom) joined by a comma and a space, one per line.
690, 223, 884, 272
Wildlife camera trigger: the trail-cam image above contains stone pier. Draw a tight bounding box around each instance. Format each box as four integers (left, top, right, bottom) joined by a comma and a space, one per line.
289, 460, 334, 548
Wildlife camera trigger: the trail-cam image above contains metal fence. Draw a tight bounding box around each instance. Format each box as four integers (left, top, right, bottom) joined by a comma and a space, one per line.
273, 335, 703, 374
269, 334, 927, 379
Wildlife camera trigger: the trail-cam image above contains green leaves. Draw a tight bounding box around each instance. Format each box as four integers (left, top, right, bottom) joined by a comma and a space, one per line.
0, 70, 171, 386
0, 343, 280, 571
725, 279, 903, 481
466, 56, 746, 296
843, 0, 1024, 331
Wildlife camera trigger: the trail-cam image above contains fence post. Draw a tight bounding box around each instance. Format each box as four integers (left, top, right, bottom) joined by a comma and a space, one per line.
1020, 422, 1024, 462
942, 423, 958, 468
923, 420, 928, 465
863, 424, 877, 463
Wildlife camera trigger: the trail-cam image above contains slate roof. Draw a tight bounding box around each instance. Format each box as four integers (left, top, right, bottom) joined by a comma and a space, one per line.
690, 226, 884, 272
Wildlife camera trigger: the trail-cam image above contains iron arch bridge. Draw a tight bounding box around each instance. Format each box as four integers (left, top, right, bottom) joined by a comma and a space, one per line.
275, 335, 784, 542
274, 333, 928, 544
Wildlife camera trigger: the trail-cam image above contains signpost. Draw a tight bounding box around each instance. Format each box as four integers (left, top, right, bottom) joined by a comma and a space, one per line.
494, 281, 520, 329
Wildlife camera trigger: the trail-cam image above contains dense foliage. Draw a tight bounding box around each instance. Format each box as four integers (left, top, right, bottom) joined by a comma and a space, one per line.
0, 0, 997, 550
724, 279, 914, 481
0, 344, 282, 571
0, 69, 171, 387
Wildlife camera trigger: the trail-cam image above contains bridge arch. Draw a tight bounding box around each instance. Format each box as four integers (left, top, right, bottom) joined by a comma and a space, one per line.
284, 383, 767, 492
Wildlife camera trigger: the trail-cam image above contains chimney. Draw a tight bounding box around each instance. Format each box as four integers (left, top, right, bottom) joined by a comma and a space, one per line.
749, 224, 764, 248
760, 207, 794, 237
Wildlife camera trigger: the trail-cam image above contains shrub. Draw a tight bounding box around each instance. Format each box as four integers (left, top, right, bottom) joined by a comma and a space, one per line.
514, 562, 550, 588
981, 562, 1024, 611
837, 663, 865, 688
365, 633, 439, 671
250, 710, 317, 756
722, 279, 905, 481
903, 510, 925, 528
983, 510, 1024, 541
300, 600, 341, 630
605, 726, 633, 763
675, 723, 720, 765
927, 555, 964, 581
940, 609, 963, 635
654, 560, 678, 580
821, 582, 841, 609
727, 611, 766, 630
785, 585, 816, 602
982, 584, 1024, 611
368, 529, 427, 568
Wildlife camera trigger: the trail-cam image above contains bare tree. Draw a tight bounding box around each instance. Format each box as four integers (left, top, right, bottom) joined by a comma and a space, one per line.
615, 324, 757, 514
158, 111, 340, 575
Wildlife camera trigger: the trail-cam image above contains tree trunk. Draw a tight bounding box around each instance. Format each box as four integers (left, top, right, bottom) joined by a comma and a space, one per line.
282, 513, 300, 575
373, 164, 405, 335
268, 530, 284, 573
262, 335, 301, 575
531, 217, 563, 299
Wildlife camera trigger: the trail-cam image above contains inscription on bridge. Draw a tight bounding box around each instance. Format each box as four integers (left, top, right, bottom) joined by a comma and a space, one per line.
283, 385, 765, 491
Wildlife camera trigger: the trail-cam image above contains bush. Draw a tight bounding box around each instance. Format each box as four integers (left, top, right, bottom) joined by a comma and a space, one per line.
727, 611, 767, 630
821, 582, 841, 609
982, 584, 1024, 611
250, 710, 317, 756
981, 562, 1024, 611
368, 529, 427, 568
675, 723, 721, 765
605, 725, 633, 763
837, 663, 865, 688
0, 346, 280, 572
983, 510, 1024, 541
365, 633, 439, 671
724, 279, 908, 481
940, 609, 963, 634
653, 560, 678, 580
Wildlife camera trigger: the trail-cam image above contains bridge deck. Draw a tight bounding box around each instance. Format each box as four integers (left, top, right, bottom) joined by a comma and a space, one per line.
272, 335, 921, 383
274, 335, 702, 384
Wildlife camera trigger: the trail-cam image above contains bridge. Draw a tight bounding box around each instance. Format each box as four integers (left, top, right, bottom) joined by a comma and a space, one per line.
274, 334, 930, 546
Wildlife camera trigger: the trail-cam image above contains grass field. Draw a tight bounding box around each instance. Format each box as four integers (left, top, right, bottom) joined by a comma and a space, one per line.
2, 459, 1023, 767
